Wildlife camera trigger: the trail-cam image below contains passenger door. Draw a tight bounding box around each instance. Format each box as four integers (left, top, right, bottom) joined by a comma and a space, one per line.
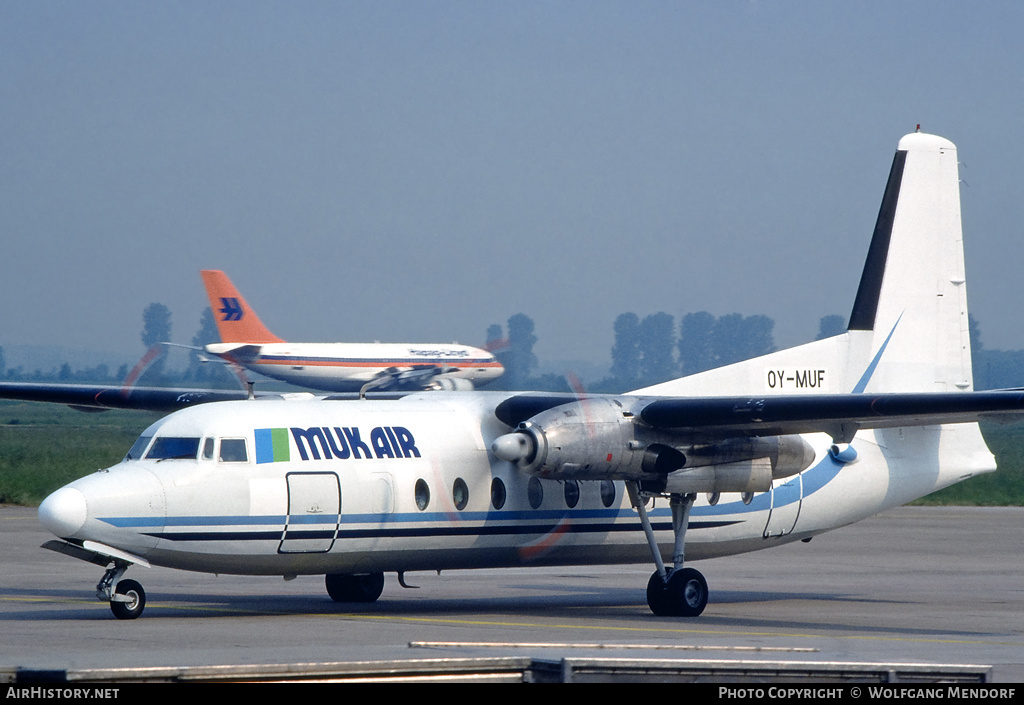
279, 472, 341, 553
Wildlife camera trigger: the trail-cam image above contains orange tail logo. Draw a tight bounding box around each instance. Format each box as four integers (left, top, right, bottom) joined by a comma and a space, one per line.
200, 270, 284, 343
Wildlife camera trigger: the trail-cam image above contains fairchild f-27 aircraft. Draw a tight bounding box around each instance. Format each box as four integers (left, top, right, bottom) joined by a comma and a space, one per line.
27, 132, 1024, 620
200, 269, 504, 393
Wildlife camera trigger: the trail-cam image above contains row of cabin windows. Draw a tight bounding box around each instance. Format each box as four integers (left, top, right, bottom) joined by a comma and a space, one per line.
414, 476, 618, 512
130, 438, 621, 511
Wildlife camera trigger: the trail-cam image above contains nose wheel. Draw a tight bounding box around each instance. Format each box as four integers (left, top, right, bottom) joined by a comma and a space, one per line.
97, 561, 147, 620
110, 579, 146, 620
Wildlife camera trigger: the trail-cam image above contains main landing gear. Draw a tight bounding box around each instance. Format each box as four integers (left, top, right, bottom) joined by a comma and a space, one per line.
627, 483, 708, 617
325, 572, 385, 603
97, 561, 146, 620
99, 568, 389, 618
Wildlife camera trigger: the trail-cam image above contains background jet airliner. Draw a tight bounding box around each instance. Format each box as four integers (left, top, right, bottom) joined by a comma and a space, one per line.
200, 269, 504, 393
17, 132, 1024, 620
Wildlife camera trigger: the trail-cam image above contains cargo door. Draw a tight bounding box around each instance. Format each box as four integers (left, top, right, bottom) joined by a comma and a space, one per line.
763, 474, 802, 538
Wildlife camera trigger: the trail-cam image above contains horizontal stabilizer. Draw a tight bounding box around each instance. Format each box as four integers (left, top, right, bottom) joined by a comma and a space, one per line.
204, 343, 263, 362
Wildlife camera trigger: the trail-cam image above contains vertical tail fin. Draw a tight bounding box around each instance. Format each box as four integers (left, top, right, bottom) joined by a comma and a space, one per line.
847, 132, 972, 393
200, 270, 284, 344
631, 131, 972, 398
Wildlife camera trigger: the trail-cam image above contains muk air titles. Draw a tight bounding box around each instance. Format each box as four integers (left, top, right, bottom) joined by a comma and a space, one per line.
256, 426, 420, 464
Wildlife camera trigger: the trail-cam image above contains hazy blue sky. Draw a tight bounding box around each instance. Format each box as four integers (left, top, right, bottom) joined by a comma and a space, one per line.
3, 1, 1023, 374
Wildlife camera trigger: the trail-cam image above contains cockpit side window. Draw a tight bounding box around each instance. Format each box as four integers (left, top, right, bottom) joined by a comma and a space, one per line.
219, 438, 248, 463
126, 435, 153, 461
202, 438, 215, 460
145, 437, 201, 461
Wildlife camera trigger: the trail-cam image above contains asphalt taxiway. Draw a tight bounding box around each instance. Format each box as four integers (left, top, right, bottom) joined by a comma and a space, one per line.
1, 504, 1022, 681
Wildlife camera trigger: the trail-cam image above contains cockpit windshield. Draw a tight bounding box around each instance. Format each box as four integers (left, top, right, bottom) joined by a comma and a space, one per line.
145, 436, 202, 461
126, 435, 153, 461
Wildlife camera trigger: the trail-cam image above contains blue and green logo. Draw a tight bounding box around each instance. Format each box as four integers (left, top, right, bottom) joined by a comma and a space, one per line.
255, 428, 291, 464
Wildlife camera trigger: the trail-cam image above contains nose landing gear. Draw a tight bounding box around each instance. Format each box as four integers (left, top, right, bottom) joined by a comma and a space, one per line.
110, 578, 146, 620
97, 560, 147, 620
41, 539, 152, 620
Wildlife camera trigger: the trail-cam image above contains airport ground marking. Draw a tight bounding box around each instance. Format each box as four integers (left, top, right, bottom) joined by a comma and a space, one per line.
4, 594, 1023, 652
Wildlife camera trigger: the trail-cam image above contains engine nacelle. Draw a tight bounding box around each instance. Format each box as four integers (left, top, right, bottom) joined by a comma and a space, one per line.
641, 459, 773, 495
429, 376, 475, 391
490, 398, 815, 493
491, 398, 642, 479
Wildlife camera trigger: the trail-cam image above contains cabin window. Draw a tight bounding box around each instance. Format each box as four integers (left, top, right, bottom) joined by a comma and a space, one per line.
219, 438, 248, 463
490, 478, 506, 510
202, 438, 215, 460
145, 437, 201, 461
563, 480, 580, 509
600, 480, 616, 508
527, 477, 543, 509
414, 479, 430, 511
452, 478, 469, 511
126, 435, 153, 461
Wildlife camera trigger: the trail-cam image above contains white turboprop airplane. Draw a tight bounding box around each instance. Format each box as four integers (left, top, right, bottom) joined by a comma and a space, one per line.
199, 269, 504, 393
27, 132, 1024, 620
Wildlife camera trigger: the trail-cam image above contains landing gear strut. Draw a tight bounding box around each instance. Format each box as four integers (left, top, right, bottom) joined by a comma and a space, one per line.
627, 483, 708, 617
97, 561, 147, 620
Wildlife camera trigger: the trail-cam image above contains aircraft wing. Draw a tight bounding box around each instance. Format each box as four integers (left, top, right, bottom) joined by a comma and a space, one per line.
637, 390, 1024, 443
496, 389, 1024, 444
0, 382, 252, 412
0, 381, 409, 412
490, 388, 1024, 483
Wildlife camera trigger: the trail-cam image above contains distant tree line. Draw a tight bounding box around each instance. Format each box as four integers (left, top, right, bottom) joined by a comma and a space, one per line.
3, 307, 1024, 393
482, 311, 1024, 393
483, 310, 780, 393
969, 315, 1024, 391
598, 311, 776, 390
0, 304, 236, 388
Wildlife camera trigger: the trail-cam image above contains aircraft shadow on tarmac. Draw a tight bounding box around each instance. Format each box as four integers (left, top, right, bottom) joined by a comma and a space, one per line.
0, 583, 999, 641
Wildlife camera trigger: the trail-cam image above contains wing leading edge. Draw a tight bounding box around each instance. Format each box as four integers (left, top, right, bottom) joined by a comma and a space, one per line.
0, 382, 251, 412
495, 389, 1024, 441
638, 390, 1024, 443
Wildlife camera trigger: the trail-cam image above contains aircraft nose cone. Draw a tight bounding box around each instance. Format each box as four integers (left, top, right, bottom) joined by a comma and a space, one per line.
38, 487, 88, 538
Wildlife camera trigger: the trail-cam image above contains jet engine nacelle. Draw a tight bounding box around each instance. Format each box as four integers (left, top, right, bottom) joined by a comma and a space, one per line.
490, 398, 815, 493
429, 376, 475, 391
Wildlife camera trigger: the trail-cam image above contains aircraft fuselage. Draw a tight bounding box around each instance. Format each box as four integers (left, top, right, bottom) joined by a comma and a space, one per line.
204, 342, 503, 392
39, 393, 990, 579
